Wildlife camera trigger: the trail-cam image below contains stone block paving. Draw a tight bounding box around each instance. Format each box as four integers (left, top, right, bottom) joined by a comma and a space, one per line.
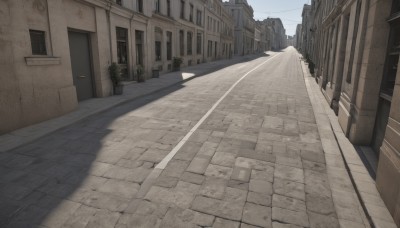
0, 49, 370, 227
130, 49, 357, 228
0, 55, 274, 227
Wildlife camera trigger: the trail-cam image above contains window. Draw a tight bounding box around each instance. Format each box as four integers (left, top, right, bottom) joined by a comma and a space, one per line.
189, 4, 194, 22
167, 0, 171, 16
392, 0, 400, 14
135, 30, 144, 66
208, 40, 212, 57
116, 0, 122, 5
381, 2, 400, 95
155, 0, 160, 13
197, 32, 202, 54
196, 10, 202, 26
213, 20, 216, 32
155, 27, 162, 61
137, 0, 143, 13
180, 0, 185, 19
167, 31, 172, 60
116, 27, 128, 64
155, 42, 161, 61
187, 32, 192, 55
29, 30, 47, 55
214, 41, 218, 58
179, 30, 185, 56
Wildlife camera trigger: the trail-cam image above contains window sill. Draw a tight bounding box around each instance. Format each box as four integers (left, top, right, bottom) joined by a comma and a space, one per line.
25, 56, 61, 66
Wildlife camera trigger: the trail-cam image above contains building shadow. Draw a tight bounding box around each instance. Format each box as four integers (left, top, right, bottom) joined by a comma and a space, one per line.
0, 52, 273, 227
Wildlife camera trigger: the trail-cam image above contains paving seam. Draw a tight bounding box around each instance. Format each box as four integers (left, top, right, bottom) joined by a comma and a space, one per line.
299, 57, 375, 228
136, 52, 283, 198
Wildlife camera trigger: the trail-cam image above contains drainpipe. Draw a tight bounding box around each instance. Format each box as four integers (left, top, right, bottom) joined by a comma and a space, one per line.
106, 1, 113, 63
346, 0, 369, 138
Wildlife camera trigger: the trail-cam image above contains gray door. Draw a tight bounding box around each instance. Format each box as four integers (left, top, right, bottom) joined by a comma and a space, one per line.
68, 31, 94, 101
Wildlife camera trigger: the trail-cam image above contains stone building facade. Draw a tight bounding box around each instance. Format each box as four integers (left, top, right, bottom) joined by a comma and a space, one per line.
224, 0, 255, 56
204, 0, 234, 62
264, 18, 287, 50
300, 0, 400, 225
300, 4, 311, 56
295, 24, 302, 49
0, 0, 236, 134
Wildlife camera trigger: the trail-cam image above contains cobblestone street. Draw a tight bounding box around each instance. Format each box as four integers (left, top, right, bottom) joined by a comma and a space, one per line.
0, 48, 374, 227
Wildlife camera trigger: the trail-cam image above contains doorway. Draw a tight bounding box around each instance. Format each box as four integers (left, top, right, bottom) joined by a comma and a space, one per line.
68, 31, 94, 101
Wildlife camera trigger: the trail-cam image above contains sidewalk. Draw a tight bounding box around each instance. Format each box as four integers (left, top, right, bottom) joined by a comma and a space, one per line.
300, 58, 397, 228
0, 55, 260, 153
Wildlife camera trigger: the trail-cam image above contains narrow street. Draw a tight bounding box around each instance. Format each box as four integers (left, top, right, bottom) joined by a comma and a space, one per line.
1, 48, 368, 227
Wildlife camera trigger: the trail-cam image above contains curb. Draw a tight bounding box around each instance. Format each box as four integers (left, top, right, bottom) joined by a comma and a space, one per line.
300, 58, 397, 228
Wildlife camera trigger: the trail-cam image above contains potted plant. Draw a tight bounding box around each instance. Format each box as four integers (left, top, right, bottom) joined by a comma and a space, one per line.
137, 65, 145, 82
172, 57, 183, 71
108, 62, 123, 95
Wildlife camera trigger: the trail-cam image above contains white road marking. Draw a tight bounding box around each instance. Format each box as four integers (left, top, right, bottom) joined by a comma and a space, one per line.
155, 53, 282, 170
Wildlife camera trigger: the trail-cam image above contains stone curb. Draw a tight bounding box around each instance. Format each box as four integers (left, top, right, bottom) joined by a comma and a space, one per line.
300, 57, 397, 228
0, 55, 258, 153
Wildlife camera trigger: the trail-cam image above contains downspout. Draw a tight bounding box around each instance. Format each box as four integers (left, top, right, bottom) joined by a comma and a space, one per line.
346, 0, 369, 137
106, 1, 113, 63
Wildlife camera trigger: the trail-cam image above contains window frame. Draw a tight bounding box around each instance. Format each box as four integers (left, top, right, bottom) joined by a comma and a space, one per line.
179, 30, 185, 56
197, 32, 202, 55
189, 4, 194, 22
196, 10, 202, 26
180, 0, 185, 19
155, 0, 160, 13
167, 31, 172, 60
137, 0, 143, 13
116, 27, 128, 65
29, 29, 47, 56
187, 31, 193, 55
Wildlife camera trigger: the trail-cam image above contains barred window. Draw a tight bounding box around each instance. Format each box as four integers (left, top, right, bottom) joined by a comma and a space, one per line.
29, 30, 47, 55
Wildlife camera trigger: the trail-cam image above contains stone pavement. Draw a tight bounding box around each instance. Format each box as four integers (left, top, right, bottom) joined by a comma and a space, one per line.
133, 48, 363, 228
302, 59, 397, 228
0, 48, 390, 228
0, 52, 275, 227
0, 54, 260, 153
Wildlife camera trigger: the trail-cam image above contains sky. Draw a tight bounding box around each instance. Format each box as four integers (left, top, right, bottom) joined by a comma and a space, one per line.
247, 0, 310, 36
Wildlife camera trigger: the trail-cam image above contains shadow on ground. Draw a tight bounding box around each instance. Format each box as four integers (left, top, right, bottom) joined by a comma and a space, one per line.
0, 52, 274, 227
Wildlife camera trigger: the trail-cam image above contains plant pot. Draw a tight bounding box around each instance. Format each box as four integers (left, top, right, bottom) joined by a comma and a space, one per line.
114, 84, 123, 95
137, 75, 145, 83
152, 69, 160, 78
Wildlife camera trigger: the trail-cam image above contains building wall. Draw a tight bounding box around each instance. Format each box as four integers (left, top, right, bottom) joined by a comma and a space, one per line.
224, 0, 255, 56
0, 0, 237, 135
0, 0, 78, 134
300, 0, 400, 224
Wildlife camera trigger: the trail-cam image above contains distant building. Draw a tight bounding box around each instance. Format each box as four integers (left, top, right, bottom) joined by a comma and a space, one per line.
286, 36, 295, 47
300, 4, 311, 56
295, 24, 302, 49
223, 0, 255, 55
264, 18, 287, 50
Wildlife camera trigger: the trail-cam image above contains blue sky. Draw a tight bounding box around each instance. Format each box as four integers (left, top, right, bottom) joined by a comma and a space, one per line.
247, 0, 310, 36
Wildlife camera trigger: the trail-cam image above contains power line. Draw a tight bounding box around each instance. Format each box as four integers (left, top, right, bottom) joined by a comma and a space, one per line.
255, 7, 303, 14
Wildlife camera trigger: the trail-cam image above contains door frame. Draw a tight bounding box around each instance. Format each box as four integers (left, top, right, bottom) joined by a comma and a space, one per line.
68, 28, 96, 100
